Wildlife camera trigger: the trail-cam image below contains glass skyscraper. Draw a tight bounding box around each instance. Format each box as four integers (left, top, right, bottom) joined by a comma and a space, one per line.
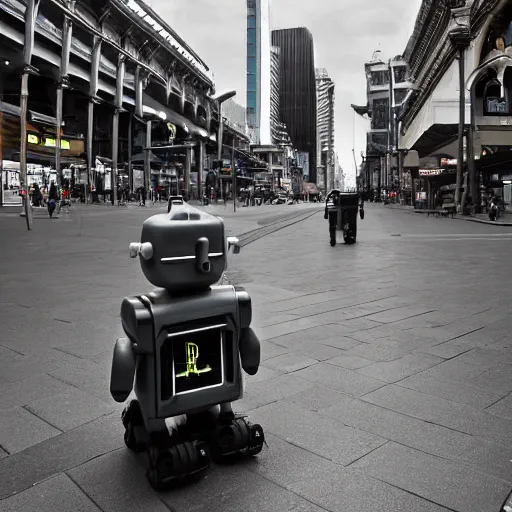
246, 0, 272, 145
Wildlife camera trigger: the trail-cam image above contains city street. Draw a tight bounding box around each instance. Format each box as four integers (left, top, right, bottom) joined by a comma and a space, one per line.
2, 203, 512, 511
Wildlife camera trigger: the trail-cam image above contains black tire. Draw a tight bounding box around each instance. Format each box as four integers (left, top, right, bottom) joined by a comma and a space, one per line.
122, 400, 145, 452
344, 236, 356, 245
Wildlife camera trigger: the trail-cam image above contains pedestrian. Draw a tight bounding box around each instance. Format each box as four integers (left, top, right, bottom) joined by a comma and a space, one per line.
32, 183, 43, 207
48, 181, 59, 218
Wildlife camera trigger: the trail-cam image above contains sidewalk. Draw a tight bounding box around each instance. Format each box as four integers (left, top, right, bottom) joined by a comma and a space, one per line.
383, 202, 512, 226
1, 204, 512, 511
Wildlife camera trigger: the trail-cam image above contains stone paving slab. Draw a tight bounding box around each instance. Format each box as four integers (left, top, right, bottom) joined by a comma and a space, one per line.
363, 384, 512, 445
0, 474, 101, 512
351, 441, 511, 512
293, 387, 512, 481
395, 372, 505, 409
249, 401, 387, 466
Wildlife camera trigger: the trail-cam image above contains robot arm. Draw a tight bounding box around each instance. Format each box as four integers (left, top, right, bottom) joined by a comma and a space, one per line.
235, 287, 260, 375
110, 337, 137, 403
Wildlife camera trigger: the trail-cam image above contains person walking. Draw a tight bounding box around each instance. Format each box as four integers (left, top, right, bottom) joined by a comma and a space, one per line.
48, 181, 59, 218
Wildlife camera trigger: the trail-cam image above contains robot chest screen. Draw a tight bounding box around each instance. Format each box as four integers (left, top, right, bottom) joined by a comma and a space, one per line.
170, 326, 224, 395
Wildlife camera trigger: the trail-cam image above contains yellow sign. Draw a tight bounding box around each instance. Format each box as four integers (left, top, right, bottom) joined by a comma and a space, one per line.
44, 138, 70, 150
27, 134, 39, 144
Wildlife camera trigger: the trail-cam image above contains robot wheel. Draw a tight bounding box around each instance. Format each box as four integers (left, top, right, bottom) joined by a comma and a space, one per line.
211, 417, 265, 461
121, 400, 146, 452
146, 440, 210, 490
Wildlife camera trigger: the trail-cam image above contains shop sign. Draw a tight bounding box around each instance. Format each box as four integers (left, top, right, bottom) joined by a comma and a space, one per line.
440, 158, 457, 166
44, 138, 70, 150
419, 169, 442, 176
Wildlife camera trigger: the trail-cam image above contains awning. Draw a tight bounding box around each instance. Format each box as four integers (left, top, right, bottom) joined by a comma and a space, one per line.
131, 151, 164, 164
15, 151, 86, 165
0, 102, 60, 128
302, 182, 320, 195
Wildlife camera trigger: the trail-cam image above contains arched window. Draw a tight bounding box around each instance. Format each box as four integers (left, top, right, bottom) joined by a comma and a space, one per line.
484, 78, 509, 115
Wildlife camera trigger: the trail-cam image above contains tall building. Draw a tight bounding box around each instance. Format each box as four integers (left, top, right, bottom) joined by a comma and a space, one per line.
316, 68, 335, 191
270, 46, 292, 146
271, 27, 317, 183
246, 0, 272, 145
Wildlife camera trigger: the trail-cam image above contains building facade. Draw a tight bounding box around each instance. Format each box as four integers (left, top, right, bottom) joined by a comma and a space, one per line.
271, 27, 317, 183
246, 0, 272, 145
398, 0, 512, 212
354, 53, 413, 201
316, 68, 335, 191
0, 0, 259, 207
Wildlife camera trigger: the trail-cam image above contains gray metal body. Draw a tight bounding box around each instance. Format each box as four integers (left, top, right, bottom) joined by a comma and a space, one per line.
111, 202, 257, 435
139, 203, 226, 292
121, 285, 251, 433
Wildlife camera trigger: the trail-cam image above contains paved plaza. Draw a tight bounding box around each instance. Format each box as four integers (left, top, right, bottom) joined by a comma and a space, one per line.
1, 203, 512, 511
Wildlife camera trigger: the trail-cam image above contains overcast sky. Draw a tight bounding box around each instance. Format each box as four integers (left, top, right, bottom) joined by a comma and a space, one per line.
152, 0, 422, 186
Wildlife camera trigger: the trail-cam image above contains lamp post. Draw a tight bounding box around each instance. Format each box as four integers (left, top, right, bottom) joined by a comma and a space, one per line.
213, 90, 236, 201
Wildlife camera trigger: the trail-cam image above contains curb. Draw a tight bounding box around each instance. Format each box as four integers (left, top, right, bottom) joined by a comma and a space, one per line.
382, 204, 512, 226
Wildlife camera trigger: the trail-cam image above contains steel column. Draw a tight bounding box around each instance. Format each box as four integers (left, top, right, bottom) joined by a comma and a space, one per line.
111, 53, 126, 206
185, 146, 191, 199
56, 8, 73, 187
455, 48, 465, 211
87, 35, 102, 204
145, 120, 152, 197
20, 0, 41, 229
127, 113, 133, 192
197, 140, 204, 201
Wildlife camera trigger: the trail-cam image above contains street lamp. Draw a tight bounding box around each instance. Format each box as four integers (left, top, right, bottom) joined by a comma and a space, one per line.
212, 90, 236, 200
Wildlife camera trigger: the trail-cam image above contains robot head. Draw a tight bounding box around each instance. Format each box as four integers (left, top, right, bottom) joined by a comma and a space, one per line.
129, 199, 240, 292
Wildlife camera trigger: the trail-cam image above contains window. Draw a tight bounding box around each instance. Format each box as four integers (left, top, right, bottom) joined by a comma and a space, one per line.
247, 16, 256, 29
393, 66, 407, 84
394, 89, 407, 106
247, 74, 256, 90
484, 79, 509, 115
247, 56, 256, 74
372, 98, 389, 130
370, 70, 389, 86
247, 0, 256, 7
247, 42, 256, 57
247, 91, 256, 109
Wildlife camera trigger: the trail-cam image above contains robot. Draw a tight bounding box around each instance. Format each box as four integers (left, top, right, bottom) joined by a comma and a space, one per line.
110, 197, 264, 490
324, 190, 362, 246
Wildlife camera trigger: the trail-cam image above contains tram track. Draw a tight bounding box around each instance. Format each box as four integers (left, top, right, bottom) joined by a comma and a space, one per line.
236, 208, 320, 247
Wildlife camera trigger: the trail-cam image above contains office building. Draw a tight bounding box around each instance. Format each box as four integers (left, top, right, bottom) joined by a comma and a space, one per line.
316, 68, 335, 191
246, 0, 272, 145
271, 27, 317, 183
